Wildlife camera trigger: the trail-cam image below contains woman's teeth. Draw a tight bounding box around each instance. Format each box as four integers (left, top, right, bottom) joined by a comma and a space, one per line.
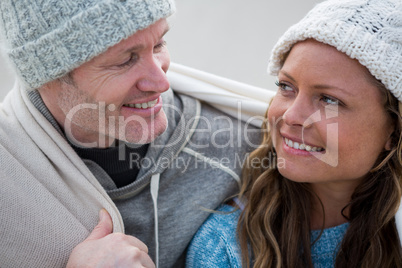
123, 99, 158, 109
285, 138, 324, 152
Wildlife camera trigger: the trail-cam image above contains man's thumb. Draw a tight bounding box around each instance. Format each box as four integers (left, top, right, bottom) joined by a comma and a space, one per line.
86, 208, 113, 241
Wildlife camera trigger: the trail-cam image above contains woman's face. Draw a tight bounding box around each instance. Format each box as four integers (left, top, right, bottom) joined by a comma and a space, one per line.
268, 39, 393, 189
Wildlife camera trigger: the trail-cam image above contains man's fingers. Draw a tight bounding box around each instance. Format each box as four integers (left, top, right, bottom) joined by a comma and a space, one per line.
125, 235, 149, 253
85, 208, 149, 253
128, 246, 155, 268
72, 209, 154, 267
86, 208, 113, 241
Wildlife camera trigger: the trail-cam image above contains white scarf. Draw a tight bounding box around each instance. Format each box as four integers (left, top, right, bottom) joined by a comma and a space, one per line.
0, 82, 124, 267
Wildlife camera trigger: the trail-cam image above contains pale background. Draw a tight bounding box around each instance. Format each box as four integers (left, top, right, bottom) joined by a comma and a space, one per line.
0, 0, 320, 101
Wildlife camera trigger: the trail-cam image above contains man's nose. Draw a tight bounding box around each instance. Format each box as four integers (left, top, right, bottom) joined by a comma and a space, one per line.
136, 55, 170, 93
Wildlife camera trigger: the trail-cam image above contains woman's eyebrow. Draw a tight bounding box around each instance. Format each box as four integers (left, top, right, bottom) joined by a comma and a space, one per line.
312, 84, 354, 96
280, 70, 354, 96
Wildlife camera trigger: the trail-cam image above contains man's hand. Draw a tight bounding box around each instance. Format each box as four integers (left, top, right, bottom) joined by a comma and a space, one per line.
66, 209, 155, 268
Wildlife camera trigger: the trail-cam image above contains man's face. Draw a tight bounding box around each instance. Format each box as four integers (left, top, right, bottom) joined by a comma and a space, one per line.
39, 19, 171, 147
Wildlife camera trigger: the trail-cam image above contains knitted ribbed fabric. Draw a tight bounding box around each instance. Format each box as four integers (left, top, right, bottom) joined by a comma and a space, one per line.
0, 0, 175, 90
268, 0, 402, 102
185, 204, 243, 268
310, 223, 349, 268
186, 204, 349, 268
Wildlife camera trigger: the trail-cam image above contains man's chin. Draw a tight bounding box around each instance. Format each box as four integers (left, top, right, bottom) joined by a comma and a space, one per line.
120, 120, 168, 145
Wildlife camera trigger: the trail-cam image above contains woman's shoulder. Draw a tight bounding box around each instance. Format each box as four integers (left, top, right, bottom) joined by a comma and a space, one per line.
212, 203, 242, 220
186, 204, 242, 268
196, 204, 240, 240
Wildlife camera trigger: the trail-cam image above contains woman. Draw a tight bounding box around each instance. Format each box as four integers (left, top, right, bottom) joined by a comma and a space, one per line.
186, 0, 402, 267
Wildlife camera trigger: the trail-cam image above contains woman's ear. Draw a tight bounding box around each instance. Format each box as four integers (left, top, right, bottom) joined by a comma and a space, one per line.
386, 101, 402, 151
384, 115, 396, 151
384, 137, 393, 151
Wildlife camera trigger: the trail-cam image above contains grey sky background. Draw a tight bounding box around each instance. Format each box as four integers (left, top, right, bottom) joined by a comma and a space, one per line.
0, 0, 320, 101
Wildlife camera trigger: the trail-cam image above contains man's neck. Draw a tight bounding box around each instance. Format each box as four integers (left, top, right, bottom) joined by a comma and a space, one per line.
28, 89, 149, 188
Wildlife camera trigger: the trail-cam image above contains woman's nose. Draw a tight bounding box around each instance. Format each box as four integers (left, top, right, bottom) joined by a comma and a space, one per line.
282, 95, 316, 128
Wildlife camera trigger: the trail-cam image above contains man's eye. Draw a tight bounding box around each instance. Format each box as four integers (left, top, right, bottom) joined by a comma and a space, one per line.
154, 40, 167, 51
117, 53, 138, 68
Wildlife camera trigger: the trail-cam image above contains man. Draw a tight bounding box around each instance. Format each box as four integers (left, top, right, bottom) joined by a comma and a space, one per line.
0, 0, 259, 267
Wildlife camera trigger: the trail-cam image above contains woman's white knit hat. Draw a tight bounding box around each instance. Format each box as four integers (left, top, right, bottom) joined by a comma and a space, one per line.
268, 0, 402, 102
0, 0, 175, 90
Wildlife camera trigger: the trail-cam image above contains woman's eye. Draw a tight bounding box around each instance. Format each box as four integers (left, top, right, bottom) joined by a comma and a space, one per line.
275, 81, 293, 92
321, 95, 339, 105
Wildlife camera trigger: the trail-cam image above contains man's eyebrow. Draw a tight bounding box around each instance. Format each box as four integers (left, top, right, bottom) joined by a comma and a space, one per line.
121, 26, 170, 54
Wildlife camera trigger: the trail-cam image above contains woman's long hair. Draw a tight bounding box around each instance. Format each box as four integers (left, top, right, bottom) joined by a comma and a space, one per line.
238, 79, 402, 268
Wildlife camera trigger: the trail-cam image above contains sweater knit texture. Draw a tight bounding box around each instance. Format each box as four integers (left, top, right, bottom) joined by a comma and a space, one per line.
268, 0, 402, 102
186, 204, 349, 268
0, 0, 175, 90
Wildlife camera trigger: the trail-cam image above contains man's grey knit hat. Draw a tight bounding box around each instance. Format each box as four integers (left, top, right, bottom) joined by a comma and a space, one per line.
268, 0, 402, 102
0, 0, 176, 90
